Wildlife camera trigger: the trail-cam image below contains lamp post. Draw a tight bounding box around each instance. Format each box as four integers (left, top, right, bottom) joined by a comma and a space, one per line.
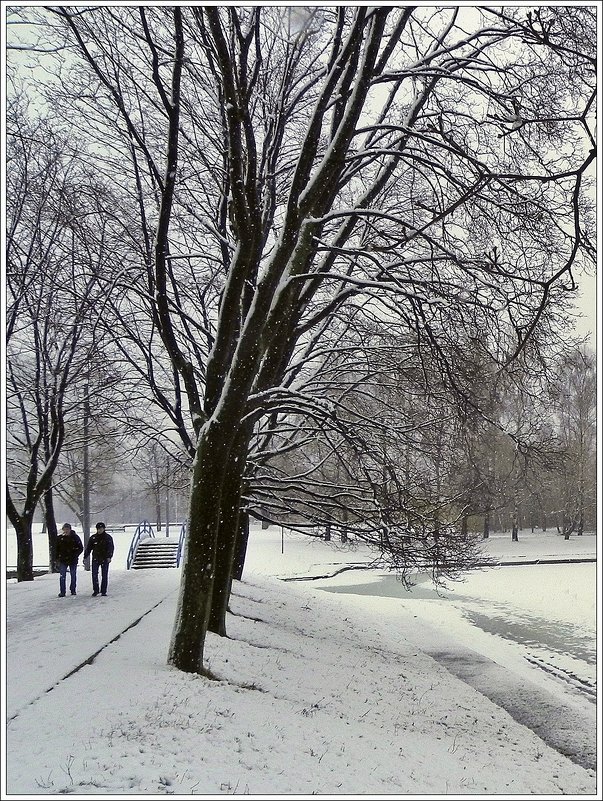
69, 216, 92, 566
165, 457, 170, 538
82, 379, 91, 568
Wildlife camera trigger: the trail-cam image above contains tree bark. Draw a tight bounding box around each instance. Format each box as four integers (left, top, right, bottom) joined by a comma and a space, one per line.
43, 487, 59, 572
233, 512, 250, 582
168, 417, 238, 672
208, 422, 255, 633
208, 475, 243, 636
6, 490, 35, 581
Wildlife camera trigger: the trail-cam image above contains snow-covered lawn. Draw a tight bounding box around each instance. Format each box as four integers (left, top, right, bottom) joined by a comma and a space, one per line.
3, 524, 599, 797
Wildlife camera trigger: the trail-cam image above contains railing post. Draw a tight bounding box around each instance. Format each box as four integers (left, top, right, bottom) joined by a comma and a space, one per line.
176, 522, 186, 567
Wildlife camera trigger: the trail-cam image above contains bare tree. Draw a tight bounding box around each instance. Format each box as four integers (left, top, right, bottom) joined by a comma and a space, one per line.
547, 346, 597, 538
5, 109, 110, 579
9, 7, 595, 672
166, 7, 593, 671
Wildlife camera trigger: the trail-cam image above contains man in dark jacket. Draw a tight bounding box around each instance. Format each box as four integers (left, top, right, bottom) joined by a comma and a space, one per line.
56, 523, 84, 597
83, 522, 115, 597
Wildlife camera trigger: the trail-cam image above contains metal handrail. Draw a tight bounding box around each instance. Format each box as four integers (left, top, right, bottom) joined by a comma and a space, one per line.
126, 520, 156, 569
176, 522, 186, 567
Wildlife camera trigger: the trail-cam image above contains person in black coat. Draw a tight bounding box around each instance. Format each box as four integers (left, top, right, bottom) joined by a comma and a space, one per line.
56, 523, 84, 597
83, 522, 115, 597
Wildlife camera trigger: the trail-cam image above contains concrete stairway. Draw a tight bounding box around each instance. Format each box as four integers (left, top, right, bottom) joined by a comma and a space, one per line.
130, 537, 180, 569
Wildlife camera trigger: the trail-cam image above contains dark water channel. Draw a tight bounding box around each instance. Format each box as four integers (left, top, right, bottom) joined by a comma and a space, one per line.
320, 570, 596, 674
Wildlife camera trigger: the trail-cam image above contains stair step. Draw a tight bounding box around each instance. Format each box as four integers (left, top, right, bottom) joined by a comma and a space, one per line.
137, 546, 179, 551
134, 555, 176, 564
134, 556, 177, 561
138, 542, 179, 548
133, 557, 177, 562
133, 558, 177, 562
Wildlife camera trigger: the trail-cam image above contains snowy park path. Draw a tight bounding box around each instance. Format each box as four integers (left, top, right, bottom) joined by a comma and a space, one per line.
5, 568, 181, 721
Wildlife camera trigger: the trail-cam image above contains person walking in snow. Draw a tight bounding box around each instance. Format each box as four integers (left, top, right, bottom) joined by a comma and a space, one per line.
83, 522, 115, 597
56, 523, 84, 597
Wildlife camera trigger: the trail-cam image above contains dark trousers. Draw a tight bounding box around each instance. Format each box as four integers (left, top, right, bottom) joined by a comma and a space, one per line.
92, 558, 110, 595
59, 562, 77, 595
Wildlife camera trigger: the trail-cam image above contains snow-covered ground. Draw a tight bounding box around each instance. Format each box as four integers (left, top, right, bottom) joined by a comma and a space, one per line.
2, 523, 600, 798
